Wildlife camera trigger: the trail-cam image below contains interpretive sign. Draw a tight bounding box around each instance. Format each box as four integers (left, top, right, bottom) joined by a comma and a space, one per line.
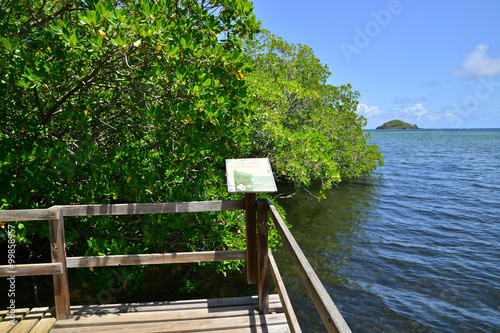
226, 158, 277, 193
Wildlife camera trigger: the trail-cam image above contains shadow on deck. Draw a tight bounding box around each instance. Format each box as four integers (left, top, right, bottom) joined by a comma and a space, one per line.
51, 294, 287, 333
1, 198, 351, 333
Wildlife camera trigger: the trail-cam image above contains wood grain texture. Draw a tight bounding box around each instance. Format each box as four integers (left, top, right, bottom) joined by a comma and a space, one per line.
51, 295, 287, 333
267, 199, 351, 333
66, 250, 246, 268
0, 209, 58, 222
0, 263, 62, 277
29, 308, 56, 333
9, 307, 49, 333
57, 200, 244, 217
257, 199, 269, 314
268, 249, 302, 333
245, 193, 258, 285
49, 215, 70, 320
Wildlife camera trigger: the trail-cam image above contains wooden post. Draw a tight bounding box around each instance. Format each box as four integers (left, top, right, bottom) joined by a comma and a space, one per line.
257, 199, 269, 314
244, 193, 258, 285
49, 212, 70, 320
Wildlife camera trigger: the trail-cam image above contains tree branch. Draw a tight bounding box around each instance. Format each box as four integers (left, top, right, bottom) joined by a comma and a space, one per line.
34, 87, 44, 120
30, 1, 73, 29
41, 64, 103, 125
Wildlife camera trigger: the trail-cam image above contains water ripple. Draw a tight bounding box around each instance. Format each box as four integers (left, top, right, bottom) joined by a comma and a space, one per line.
276, 129, 500, 333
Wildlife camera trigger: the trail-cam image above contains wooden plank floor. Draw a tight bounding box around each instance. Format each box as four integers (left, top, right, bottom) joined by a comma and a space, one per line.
0, 307, 57, 333
50, 294, 289, 332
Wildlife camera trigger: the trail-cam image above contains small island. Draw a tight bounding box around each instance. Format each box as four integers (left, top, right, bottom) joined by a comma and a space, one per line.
376, 119, 420, 129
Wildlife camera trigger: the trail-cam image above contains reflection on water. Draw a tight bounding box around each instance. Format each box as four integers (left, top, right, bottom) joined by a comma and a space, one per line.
273, 130, 500, 333
274, 178, 381, 331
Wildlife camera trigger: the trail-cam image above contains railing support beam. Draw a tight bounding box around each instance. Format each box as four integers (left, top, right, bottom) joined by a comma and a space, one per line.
244, 193, 258, 284
49, 212, 70, 320
257, 199, 270, 314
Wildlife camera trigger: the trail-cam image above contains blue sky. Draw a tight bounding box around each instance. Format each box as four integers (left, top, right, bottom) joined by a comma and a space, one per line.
250, 0, 500, 128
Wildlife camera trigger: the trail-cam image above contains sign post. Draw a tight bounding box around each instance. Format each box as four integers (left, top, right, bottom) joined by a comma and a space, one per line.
225, 158, 277, 296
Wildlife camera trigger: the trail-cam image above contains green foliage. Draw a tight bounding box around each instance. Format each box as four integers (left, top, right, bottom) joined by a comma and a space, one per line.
245, 32, 383, 195
0, 0, 262, 291
0, 0, 383, 295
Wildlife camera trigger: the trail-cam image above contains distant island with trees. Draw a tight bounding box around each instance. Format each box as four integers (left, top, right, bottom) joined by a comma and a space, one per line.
377, 120, 420, 129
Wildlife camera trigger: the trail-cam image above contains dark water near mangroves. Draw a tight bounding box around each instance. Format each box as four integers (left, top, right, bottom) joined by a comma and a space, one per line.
274, 129, 500, 332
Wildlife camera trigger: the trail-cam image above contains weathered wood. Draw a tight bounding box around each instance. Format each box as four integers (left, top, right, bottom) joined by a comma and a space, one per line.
68, 294, 282, 314
49, 215, 70, 320
257, 199, 269, 314
52, 314, 288, 333
245, 193, 258, 285
59, 299, 282, 326
267, 199, 352, 333
0, 308, 29, 329
0, 263, 62, 277
9, 307, 49, 333
0, 310, 8, 322
0, 209, 58, 222
268, 249, 302, 333
52, 295, 287, 333
66, 250, 246, 268
57, 200, 244, 217
29, 308, 56, 333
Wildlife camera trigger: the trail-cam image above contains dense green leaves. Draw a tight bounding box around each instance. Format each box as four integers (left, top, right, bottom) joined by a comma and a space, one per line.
1, 0, 382, 294
245, 32, 383, 195
0, 0, 261, 291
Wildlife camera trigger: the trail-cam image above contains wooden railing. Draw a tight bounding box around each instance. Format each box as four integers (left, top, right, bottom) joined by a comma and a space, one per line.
1, 197, 351, 333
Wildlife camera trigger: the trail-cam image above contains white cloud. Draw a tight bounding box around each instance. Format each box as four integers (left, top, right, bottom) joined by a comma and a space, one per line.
357, 103, 383, 116
396, 103, 427, 118
451, 44, 500, 79
358, 102, 484, 128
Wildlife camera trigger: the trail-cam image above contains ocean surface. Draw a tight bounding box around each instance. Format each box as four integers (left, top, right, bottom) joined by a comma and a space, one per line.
274, 129, 500, 332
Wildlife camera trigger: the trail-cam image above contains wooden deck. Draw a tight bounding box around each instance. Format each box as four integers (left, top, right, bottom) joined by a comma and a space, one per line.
1, 199, 352, 333
0, 295, 290, 333
1, 295, 288, 332
51, 294, 287, 332
0, 307, 56, 333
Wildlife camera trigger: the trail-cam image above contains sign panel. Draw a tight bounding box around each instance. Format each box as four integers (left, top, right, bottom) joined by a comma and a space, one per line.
226, 158, 277, 193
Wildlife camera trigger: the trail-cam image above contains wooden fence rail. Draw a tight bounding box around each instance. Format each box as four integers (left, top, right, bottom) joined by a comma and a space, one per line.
267, 199, 352, 333
1, 198, 351, 332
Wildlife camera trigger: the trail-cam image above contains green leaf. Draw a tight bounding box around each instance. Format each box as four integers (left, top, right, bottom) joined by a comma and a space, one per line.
2, 38, 12, 51
204, 78, 211, 87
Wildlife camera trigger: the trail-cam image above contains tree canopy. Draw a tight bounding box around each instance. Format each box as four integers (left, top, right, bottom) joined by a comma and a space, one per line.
1, 1, 382, 295
245, 32, 383, 194
1, 0, 262, 292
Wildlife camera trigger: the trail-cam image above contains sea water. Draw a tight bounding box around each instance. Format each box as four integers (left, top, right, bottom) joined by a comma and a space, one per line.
274, 129, 500, 332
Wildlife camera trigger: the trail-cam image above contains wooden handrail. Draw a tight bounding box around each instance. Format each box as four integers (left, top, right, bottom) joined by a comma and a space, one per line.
55, 200, 245, 216
0, 201, 244, 221
0, 208, 58, 222
266, 199, 352, 333
268, 249, 302, 333
66, 250, 246, 268
1, 198, 351, 333
0, 263, 63, 277
0, 200, 250, 321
